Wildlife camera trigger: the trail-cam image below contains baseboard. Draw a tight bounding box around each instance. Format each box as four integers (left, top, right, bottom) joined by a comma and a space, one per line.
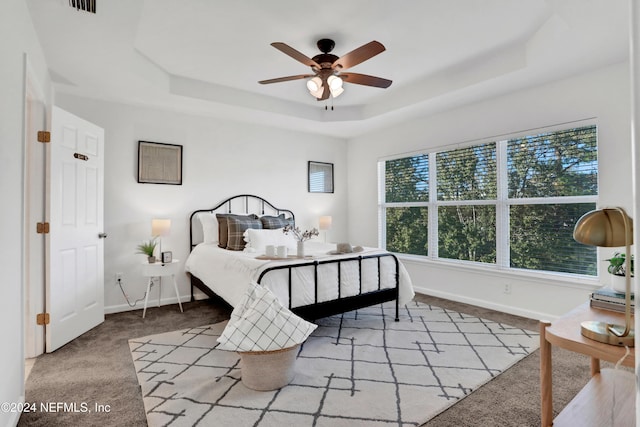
413, 285, 559, 321
104, 293, 208, 314
105, 285, 557, 320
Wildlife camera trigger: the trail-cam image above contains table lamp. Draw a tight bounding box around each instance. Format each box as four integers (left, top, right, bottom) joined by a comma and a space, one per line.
573, 207, 634, 347
319, 216, 332, 242
151, 218, 171, 259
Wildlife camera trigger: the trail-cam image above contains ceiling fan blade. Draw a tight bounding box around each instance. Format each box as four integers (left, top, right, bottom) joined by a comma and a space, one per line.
271, 42, 321, 69
332, 41, 386, 70
340, 73, 392, 88
258, 74, 315, 84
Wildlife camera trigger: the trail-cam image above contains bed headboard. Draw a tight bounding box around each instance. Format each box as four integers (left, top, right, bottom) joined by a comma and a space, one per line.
189, 194, 295, 250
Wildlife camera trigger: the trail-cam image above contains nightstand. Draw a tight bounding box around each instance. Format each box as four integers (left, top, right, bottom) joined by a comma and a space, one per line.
141, 260, 183, 318
540, 302, 635, 426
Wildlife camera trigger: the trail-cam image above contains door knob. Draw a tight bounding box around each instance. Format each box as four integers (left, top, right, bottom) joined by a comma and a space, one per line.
98, 232, 108, 239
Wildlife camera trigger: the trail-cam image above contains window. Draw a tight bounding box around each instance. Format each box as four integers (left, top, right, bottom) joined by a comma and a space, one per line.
437, 143, 497, 264
379, 124, 598, 276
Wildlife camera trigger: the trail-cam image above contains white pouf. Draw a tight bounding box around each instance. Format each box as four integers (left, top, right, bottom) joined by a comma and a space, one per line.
238, 344, 299, 391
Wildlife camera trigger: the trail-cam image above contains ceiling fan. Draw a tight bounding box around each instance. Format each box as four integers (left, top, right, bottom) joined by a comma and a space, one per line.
258, 38, 392, 101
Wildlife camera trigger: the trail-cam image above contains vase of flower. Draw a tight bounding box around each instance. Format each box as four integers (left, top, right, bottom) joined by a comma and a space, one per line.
283, 225, 319, 259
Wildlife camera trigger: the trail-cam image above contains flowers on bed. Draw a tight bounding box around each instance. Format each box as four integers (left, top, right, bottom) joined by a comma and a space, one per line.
282, 225, 319, 241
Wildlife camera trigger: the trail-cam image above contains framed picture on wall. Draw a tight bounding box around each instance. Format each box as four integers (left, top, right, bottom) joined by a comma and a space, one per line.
308, 161, 334, 193
137, 141, 183, 185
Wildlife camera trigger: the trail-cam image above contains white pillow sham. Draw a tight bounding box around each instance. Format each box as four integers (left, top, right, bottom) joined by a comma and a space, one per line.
197, 212, 218, 244
244, 228, 297, 253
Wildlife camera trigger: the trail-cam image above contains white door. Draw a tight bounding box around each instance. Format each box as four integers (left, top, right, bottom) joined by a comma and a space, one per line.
47, 106, 105, 352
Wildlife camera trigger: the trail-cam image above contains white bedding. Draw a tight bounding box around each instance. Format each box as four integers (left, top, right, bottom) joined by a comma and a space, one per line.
185, 241, 414, 309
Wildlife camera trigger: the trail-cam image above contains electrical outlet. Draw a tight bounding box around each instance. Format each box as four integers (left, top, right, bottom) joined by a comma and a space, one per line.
503, 283, 512, 294
115, 273, 123, 284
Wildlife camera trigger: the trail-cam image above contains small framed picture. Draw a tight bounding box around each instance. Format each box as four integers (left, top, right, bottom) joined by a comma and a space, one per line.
161, 251, 173, 263
308, 161, 334, 193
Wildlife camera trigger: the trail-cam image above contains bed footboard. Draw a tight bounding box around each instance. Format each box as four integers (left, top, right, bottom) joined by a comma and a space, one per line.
256, 253, 400, 321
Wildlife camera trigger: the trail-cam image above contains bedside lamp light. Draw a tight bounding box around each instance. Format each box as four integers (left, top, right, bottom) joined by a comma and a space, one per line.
573, 207, 634, 347
151, 218, 171, 258
319, 216, 332, 243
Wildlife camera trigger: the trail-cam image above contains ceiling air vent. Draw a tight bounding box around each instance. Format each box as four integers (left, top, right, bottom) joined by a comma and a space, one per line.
69, 0, 96, 14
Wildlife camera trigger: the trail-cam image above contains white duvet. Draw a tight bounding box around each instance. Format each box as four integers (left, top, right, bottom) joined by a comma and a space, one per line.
185, 241, 414, 309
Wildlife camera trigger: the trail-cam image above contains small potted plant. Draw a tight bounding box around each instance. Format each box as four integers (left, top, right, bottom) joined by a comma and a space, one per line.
606, 251, 634, 293
137, 238, 158, 263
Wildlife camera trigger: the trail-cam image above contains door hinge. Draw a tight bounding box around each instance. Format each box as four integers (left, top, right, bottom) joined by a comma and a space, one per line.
36, 222, 50, 234
37, 131, 51, 143
36, 313, 50, 326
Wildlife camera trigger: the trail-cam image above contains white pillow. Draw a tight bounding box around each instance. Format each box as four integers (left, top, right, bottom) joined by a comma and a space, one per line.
217, 281, 317, 352
244, 228, 297, 253
197, 212, 218, 244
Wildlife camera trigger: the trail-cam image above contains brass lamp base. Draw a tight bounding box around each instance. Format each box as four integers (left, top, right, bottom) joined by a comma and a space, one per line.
581, 321, 635, 347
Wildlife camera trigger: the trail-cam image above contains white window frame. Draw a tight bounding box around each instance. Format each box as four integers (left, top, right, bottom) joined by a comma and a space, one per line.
378, 120, 598, 276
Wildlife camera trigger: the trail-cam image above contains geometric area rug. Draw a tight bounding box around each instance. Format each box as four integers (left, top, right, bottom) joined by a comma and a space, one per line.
129, 301, 539, 427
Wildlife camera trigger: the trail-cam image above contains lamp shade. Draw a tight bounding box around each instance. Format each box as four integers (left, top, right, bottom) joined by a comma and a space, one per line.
151, 219, 171, 237
326, 75, 344, 98
573, 208, 633, 247
319, 216, 332, 231
327, 75, 343, 90
307, 77, 323, 98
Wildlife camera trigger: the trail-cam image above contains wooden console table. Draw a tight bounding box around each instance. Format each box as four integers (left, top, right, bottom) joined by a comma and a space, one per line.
540, 302, 635, 427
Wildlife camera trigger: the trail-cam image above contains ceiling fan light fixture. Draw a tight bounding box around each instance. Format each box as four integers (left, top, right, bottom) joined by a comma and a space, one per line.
327, 75, 343, 90
307, 76, 323, 98
329, 86, 344, 98
306, 77, 320, 92
327, 75, 344, 98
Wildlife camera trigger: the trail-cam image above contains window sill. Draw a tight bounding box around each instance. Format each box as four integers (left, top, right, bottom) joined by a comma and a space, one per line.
395, 253, 603, 291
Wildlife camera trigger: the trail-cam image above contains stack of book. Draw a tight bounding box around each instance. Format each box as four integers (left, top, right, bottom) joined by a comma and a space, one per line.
590, 288, 635, 313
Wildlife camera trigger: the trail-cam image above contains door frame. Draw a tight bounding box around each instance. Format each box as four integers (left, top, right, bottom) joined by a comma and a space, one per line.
23, 57, 47, 359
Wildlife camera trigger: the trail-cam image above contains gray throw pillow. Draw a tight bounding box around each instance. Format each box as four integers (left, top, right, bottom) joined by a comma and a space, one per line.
226, 215, 263, 251
260, 214, 294, 229
216, 213, 258, 248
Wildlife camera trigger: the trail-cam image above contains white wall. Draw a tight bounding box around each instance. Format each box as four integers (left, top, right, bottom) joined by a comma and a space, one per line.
55, 94, 347, 313
0, 1, 51, 426
347, 62, 631, 320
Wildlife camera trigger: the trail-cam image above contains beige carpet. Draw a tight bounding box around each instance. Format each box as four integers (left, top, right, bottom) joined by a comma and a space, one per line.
19, 295, 602, 427
130, 301, 539, 426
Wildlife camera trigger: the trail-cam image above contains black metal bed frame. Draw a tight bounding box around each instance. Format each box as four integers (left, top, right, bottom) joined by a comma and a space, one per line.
188, 194, 400, 321
189, 194, 295, 251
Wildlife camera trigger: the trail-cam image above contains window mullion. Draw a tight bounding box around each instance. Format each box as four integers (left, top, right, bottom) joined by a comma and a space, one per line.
377, 161, 386, 249
429, 152, 438, 259
496, 140, 509, 269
